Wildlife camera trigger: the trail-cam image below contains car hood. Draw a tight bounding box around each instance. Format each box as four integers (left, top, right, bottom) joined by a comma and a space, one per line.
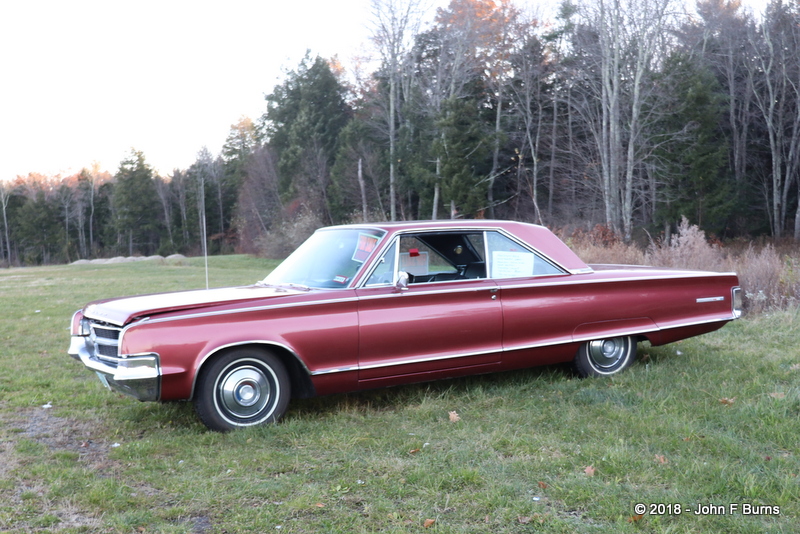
83, 285, 306, 326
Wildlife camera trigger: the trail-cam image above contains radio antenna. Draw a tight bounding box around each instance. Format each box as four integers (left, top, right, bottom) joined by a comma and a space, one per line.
197, 160, 209, 290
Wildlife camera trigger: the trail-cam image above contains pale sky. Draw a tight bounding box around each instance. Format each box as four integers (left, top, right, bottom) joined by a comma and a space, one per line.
0, 0, 769, 182
0, 0, 395, 180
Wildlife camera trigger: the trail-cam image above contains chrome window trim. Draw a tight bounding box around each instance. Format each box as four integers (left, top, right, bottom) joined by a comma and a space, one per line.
354, 226, 572, 289
489, 228, 570, 276
356, 283, 499, 300
365, 236, 402, 287
696, 296, 725, 303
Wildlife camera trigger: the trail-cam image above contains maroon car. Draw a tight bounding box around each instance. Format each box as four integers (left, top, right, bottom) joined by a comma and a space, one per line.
68, 220, 741, 431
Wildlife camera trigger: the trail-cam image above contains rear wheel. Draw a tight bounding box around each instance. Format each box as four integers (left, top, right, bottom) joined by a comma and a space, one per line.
574, 336, 636, 378
195, 348, 290, 432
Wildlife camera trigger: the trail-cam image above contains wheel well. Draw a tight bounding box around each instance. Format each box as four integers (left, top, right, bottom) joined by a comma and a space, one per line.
193, 343, 316, 400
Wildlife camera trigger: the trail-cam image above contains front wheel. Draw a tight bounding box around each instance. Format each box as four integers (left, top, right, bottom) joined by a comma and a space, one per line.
573, 336, 636, 378
194, 348, 290, 432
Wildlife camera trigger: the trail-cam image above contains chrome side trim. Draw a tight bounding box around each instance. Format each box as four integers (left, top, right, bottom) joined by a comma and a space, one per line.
190, 339, 314, 399
141, 295, 360, 326
197, 339, 312, 375
696, 296, 725, 303
310, 365, 360, 376
498, 271, 739, 291
307, 313, 737, 376
353, 347, 499, 373
129, 272, 738, 327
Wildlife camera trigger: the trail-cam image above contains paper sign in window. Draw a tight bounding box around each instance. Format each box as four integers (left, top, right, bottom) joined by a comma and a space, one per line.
492, 251, 534, 278
400, 251, 429, 275
352, 233, 380, 263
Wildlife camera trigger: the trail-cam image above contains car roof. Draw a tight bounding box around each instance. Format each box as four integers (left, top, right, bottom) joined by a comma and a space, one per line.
319, 220, 592, 274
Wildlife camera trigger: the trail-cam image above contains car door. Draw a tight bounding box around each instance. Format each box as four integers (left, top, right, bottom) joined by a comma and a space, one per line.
355, 232, 502, 385
484, 230, 579, 358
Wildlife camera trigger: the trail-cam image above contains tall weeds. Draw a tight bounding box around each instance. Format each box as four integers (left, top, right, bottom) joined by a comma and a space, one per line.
567, 218, 800, 314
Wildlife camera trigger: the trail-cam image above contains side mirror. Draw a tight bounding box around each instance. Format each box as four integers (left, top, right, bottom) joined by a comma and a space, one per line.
395, 271, 409, 292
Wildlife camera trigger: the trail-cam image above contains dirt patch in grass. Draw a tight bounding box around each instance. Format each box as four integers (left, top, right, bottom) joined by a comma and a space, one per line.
18, 407, 120, 471
1, 408, 118, 531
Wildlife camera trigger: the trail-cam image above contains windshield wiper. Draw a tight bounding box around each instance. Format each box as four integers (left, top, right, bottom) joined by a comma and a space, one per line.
280, 282, 311, 291
254, 281, 311, 291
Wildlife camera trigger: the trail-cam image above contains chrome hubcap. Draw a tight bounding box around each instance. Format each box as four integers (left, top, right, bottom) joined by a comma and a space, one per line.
218, 366, 271, 419
587, 337, 627, 369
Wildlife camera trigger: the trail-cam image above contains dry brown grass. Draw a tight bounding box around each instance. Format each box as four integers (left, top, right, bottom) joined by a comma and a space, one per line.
564, 218, 800, 314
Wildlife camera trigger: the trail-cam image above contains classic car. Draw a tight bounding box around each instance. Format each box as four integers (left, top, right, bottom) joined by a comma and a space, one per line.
68, 220, 742, 431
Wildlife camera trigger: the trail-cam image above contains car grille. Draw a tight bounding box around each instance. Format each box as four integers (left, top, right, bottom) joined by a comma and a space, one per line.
89, 321, 121, 366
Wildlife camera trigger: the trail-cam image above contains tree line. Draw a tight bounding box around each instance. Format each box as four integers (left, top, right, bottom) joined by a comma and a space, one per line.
2, 0, 799, 266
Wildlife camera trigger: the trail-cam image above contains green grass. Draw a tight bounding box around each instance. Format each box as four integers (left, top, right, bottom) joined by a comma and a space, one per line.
0, 256, 798, 532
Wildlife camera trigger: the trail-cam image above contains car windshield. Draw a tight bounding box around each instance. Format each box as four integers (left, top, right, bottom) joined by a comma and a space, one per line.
261, 228, 386, 289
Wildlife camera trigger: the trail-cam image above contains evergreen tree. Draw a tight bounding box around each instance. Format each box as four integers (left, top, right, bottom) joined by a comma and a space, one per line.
112, 150, 162, 255
655, 53, 733, 236
261, 53, 352, 201
435, 95, 492, 218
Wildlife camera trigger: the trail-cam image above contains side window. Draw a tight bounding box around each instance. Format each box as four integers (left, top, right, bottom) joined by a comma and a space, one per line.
487, 232, 564, 278
364, 239, 398, 286
399, 236, 458, 283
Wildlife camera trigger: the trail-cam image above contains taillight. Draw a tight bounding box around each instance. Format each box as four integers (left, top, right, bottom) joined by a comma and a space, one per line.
732, 287, 743, 319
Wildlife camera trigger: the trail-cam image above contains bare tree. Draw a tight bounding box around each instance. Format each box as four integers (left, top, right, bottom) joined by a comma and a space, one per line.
0, 181, 12, 265
747, 0, 800, 238
483, 0, 522, 218
235, 145, 283, 250
371, 0, 425, 221
154, 175, 175, 248
574, 0, 678, 240
56, 180, 76, 262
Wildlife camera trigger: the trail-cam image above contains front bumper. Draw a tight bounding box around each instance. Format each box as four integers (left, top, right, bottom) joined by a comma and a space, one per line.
68, 335, 161, 402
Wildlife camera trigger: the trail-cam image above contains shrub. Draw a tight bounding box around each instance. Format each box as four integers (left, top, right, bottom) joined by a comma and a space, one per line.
256, 210, 324, 259
565, 217, 800, 314
645, 217, 724, 272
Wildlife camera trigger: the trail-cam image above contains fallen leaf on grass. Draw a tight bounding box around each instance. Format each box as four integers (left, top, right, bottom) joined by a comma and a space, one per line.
769, 392, 786, 399
628, 514, 644, 523
654, 454, 668, 464
584, 465, 595, 477
315, 503, 325, 508
538, 481, 548, 489
518, 516, 531, 524
423, 518, 435, 528
448, 411, 461, 422
789, 363, 800, 371
719, 397, 736, 406
409, 448, 421, 455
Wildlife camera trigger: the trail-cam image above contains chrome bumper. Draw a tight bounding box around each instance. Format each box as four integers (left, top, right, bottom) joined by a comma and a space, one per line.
68, 335, 161, 402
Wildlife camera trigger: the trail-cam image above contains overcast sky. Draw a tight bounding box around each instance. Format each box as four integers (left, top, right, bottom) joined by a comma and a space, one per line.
0, 0, 769, 182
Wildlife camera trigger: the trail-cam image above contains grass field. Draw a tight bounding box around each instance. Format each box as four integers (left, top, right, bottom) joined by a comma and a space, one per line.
1, 256, 799, 533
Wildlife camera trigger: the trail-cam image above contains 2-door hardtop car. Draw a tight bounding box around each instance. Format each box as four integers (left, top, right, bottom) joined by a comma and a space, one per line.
69, 220, 742, 431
